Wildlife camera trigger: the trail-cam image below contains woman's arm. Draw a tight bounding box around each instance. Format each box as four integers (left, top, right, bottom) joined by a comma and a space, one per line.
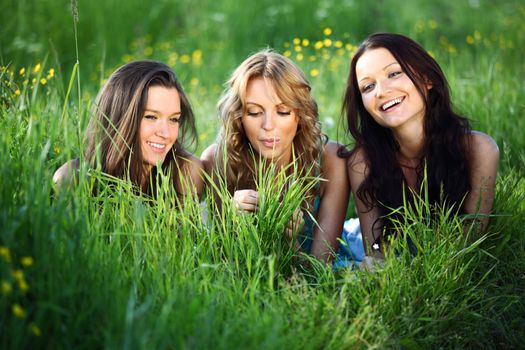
347, 147, 384, 259
310, 141, 350, 262
463, 131, 499, 232
200, 143, 218, 177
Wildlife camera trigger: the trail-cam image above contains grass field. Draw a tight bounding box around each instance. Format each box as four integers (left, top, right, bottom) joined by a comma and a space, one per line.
1, 0, 524, 348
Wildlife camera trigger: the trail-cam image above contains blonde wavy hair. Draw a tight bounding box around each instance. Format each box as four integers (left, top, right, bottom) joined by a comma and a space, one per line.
215, 49, 323, 200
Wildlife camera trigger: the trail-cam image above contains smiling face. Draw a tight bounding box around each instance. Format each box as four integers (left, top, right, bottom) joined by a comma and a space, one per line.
356, 48, 430, 132
241, 77, 299, 166
139, 85, 181, 173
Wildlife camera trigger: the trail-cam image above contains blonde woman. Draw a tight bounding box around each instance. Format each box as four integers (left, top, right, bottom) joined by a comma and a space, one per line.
202, 50, 349, 263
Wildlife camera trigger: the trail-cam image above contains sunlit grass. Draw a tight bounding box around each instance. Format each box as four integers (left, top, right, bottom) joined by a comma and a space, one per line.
1, 0, 524, 348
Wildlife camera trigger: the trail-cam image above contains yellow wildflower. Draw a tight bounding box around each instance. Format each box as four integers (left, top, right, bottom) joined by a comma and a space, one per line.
168, 52, 178, 66
283, 50, 292, 57
293, 37, 301, 45
474, 31, 481, 40
314, 41, 323, 50
296, 53, 304, 62
192, 50, 203, 65
323, 27, 332, 36
32, 78, 37, 84
310, 68, 319, 77
21, 256, 34, 267
47, 68, 55, 79
302, 39, 310, 47
428, 19, 438, 29
143, 46, 153, 56
30, 323, 42, 336
40, 78, 47, 85
1, 280, 12, 295
190, 78, 199, 86
18, 279, 29, 293
334, 40, 343, 48
294, 45, 302, 52
336, 48, 345, 56
12, 304, 25, 318
0, 246, 11, 262
180, 54, 190, 64
11, 269, 24, 281
466, 35, 474, 45
122, 54, 134, 63
283, 42, 290, 48
19, 68, 26, 76
308, 55, 317, 62
33, 63, 41, 73
323, 38, 332, 47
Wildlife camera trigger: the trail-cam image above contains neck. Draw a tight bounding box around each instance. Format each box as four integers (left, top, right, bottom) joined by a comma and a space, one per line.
391, 122, 425, 165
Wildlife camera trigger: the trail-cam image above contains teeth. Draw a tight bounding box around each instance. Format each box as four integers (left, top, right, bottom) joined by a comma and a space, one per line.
148, 142, 166, 149
382, 98, 402, 111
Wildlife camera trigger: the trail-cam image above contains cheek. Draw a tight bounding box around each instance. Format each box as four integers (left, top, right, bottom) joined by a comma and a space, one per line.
241, 118, 258, 142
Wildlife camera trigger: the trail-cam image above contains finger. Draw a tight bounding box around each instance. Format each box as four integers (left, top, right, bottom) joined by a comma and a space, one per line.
234, 200, 258, 212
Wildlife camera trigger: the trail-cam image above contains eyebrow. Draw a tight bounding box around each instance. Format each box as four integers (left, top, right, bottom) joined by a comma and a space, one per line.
358, 61, 400, 83
144, 109, 181, 116
245, 101, 287, 108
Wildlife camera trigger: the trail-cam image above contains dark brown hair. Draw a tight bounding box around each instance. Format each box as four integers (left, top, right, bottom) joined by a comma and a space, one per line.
342, 33, 471, 240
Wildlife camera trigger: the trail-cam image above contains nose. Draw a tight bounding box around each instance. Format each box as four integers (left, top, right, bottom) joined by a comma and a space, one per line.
262, 112, 275, 131
375, 78, 391, 97
155, 119, 170, 138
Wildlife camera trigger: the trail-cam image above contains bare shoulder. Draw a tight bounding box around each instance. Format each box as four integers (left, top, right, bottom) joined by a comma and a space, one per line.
181, 153, 204, 173
468, 131, 500, 165
321, 140, 345, 164
53, 158, 80, 187
200, 143, 218, 175
468, 131, 499, 156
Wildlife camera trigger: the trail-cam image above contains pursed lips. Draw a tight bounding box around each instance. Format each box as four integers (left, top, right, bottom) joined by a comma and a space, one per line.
259, 137, 280, 148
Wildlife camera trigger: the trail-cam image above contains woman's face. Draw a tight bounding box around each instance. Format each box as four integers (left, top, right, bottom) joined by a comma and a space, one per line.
139, 85, 181, 173
355, 47, 429, 132
241, 77, 299, 166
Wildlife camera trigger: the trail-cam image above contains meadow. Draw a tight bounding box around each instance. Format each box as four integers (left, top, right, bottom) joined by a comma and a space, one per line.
1, 0, 524, 348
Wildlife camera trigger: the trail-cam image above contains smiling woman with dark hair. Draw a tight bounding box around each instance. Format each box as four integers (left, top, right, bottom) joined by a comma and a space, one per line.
342, 33, 499, 267
53, 60, 203, 198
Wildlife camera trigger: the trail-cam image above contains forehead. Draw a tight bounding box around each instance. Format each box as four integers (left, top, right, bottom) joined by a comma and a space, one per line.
355, 48, 398, 80
145, 85, 181, 108
245, 76, 282, 105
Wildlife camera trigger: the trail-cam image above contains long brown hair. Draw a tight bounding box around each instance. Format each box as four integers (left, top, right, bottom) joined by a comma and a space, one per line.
85, 60, 197, 194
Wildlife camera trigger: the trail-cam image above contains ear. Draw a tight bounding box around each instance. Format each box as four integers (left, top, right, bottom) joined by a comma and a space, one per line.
424, 77, 433, 90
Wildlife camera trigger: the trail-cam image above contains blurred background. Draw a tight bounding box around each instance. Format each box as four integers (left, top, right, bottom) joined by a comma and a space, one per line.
1, 0, 523, 161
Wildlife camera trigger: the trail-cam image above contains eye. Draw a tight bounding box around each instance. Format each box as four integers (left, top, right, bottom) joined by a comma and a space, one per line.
388, 71, 403, 78
144, 114, 157, 120
170, 117, 180, 124
361, 83, 375, 93
277, 110, 292, 116
247, 110, 262, 117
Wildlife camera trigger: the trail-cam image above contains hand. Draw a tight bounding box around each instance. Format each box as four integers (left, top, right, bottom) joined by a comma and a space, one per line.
285, 207, 304, 251
359, 256, 385, 272
233, 189, 259, 212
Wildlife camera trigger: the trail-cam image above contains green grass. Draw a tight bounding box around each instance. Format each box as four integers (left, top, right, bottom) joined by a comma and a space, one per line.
1, 0, 524, 348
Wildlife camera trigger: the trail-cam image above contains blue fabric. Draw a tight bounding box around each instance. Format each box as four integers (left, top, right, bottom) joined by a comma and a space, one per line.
333, 218, 365, 270
298, 193, 364, 269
